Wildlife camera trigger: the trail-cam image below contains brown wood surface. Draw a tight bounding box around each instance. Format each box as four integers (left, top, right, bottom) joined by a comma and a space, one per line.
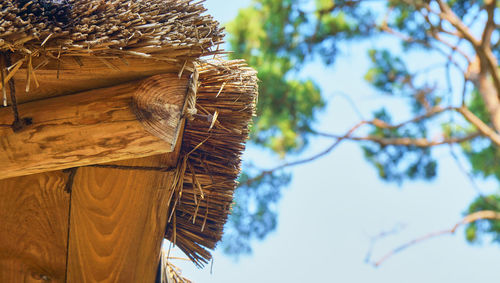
0, 172, 70, 282
66, 150, 180, 282
0, 73, 188, 180
11, 57, 184, 104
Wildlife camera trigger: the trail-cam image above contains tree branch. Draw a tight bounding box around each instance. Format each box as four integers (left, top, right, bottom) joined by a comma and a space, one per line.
455, 106, 500, 146
436, 0, 500, 108
239, 121, 366, 187
243, 103, 500, 188
370, 106, 453, 130
449, 144, 500, 210
241, 105, 465, 187
315, 132, 480, 147
242, 105, 474, 188
364, 223, 406, 264
467, 56, 500, 132
435, 0, 480, 46
481, 0, 496, 48
378, 23, 468, 73
432, 33, 472, 65
371, 210, 500, 267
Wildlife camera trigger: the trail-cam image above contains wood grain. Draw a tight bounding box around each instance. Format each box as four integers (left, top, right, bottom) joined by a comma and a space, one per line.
133, 74, 187, 144
0, 73, 188, 180
66, 148, 181, 282
11, 57, 183, 104
0, 172, 70, 282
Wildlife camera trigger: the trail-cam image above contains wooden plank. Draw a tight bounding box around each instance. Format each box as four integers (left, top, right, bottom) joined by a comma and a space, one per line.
66, 156, 178, 282
0, 74, 188, 180
66, 136, 182, 282
0, 172, 70, 282
11, 57, 183, 104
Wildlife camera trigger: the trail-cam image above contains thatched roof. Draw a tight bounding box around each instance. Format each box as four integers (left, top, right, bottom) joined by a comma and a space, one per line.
0, 0, 223, 59
1, 0, 257, 268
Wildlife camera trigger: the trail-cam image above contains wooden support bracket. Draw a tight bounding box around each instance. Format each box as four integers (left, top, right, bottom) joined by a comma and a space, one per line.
0, 74, 188, 180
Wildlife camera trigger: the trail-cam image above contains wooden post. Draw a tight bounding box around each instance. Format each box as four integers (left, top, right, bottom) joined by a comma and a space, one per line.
0, 172, 70, 282
0, 74, 188, 180
66, 154, 179, 282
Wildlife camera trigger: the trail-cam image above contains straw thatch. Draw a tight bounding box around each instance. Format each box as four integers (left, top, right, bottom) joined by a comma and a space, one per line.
1, 0, 257, 269
0, 0, 223, 60
166, 59, 257, 266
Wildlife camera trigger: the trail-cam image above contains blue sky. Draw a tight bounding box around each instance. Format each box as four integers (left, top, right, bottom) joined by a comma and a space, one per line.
169, 1, 500, 282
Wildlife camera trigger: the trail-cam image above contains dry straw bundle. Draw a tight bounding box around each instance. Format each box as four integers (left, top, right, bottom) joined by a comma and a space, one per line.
166, 59, 257, 266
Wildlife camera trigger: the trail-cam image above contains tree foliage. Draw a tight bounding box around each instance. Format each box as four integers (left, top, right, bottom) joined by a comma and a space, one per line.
222, 0, 500, 255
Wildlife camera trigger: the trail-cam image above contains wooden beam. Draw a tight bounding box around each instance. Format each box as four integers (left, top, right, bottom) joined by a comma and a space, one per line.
0, 171, 70, 282
0, 74, 188, 180
66, 151, 181, 282
11, 57, 184, 104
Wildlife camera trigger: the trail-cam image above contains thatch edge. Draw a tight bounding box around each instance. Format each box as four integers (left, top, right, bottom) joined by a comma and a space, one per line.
165, 59, 258, 266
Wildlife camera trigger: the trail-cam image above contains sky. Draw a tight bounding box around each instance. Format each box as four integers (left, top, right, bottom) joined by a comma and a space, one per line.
168, 1, 500, 282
